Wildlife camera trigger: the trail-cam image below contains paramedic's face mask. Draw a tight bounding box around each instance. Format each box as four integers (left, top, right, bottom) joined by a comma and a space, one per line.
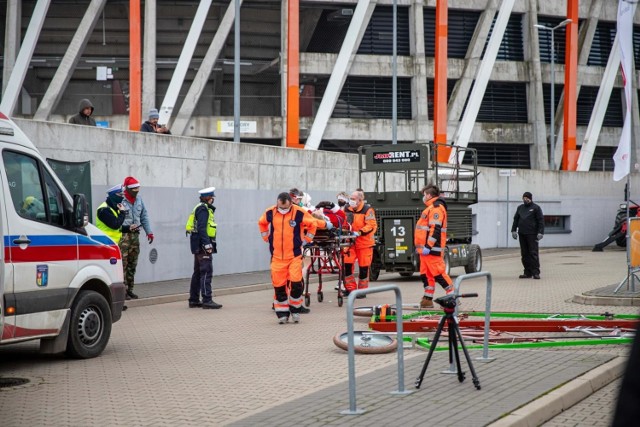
348, 199, 358, 208
277, 200, 292, 214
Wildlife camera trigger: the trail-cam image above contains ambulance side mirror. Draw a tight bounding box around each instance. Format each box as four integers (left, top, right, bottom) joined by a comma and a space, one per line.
73, 194, 89, 228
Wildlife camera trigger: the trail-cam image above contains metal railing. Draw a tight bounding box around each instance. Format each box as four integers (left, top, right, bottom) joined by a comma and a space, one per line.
341, 285, 413, 415
452, 271, 495, 362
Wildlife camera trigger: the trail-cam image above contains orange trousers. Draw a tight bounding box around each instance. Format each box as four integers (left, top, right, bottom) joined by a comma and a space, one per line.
419, 254, 453, 297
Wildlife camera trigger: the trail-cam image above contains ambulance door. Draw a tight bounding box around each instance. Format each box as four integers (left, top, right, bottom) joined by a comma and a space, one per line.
2, 150, 78, 336
0, 151, 10, 341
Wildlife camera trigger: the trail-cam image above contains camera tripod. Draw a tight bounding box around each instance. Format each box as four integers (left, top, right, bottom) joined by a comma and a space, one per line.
415, 293, 481, 390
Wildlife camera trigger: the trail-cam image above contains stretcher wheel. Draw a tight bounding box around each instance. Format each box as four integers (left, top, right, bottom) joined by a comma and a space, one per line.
338, 296, 343, 307
318, 291, 324, 302
305, 294, 311, 307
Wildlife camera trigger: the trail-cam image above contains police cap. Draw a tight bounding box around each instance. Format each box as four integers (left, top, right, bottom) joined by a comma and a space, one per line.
199, 187, 216, 198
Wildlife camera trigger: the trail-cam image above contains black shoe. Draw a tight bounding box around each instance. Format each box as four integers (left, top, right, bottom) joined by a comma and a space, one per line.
202, 301, 223, 309
122, 305, 128, 311
125, 294, 132, 300
299, 305, 311, 314
533, 274, 540, 280
126, 290, 139, 299
189, 301, 202, 308
519, 275, 532, 279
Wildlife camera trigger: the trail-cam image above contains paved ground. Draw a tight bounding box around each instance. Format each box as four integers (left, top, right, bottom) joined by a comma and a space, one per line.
0, 247, 636, 426
542, 379, 621, 427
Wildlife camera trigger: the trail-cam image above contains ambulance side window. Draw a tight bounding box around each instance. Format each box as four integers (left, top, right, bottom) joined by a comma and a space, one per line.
43, 169, 65, 227
3, 151, 47, 222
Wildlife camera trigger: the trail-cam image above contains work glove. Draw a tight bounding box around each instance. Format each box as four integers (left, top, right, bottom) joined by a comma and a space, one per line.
416, 247, 430, 256
512, 232, 518, 240
203, 244, 213, 254
147, 233, 154, 244
352, 231, 361, 237
211, 241, 217, 254
325, 220, 334, 230
536, 233, 543, 241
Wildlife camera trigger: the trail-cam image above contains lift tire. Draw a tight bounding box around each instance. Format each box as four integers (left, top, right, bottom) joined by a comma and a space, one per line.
65, 290, 112, 359
616, 236, 627, 247
464, 245, 482, 274
444, 251, 451, 276
399, 272, 414, 278
370, 249, 382, 282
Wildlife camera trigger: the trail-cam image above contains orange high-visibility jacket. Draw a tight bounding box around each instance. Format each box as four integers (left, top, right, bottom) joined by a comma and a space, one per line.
346, 202, 377, 249
414, 197, 448, 256
258, 204, 317, 259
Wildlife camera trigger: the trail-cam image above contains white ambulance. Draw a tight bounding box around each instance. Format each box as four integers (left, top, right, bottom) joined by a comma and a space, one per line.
0, 113, 125, 358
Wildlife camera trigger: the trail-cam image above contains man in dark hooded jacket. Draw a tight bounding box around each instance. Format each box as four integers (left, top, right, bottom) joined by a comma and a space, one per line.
68, 99, 97, 126
511, 191, 544, 279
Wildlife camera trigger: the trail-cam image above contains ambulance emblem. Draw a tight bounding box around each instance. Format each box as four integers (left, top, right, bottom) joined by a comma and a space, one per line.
36, 265, 49, 287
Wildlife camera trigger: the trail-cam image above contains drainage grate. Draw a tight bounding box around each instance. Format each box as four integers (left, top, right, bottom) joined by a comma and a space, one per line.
0, 377, 30, 388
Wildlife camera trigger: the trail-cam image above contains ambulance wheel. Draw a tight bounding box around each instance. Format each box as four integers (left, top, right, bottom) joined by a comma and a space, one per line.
399, 272, 414, 277
318, 291, 324, 303
338, 296, 344, 307
305, 294, 311, 307
66, 290, 112, 359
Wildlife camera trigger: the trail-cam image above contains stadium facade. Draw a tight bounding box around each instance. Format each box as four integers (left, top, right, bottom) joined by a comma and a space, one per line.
1, 0, 639, 171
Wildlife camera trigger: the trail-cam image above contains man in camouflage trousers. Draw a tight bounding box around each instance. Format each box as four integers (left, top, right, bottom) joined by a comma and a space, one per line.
120, 176, 154, 299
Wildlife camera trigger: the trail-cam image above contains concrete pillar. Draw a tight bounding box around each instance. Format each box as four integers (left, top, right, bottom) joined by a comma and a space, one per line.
525, 0, 548, 170
143, 0, 157, 115
34, 0, 107, 121
172, 0, 242, 136
0, 0, 50, 117
447, 0, 498, 124
411, 0, 429, 144
305, 0, 377, 150
2, 0, 21, 98
280, 0, 288, 147
552, 0, 603, 169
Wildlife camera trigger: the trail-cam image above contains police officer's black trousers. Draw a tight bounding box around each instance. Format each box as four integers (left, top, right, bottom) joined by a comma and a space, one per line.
518, 233, 540, 276
190, 251, 213, 303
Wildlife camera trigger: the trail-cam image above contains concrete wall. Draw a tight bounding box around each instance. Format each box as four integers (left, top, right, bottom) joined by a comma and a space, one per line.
14, 120, 638, 283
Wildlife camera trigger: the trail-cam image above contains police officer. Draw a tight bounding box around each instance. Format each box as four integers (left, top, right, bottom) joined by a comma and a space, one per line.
95, 184, 129, 245
187, 187, 222, 309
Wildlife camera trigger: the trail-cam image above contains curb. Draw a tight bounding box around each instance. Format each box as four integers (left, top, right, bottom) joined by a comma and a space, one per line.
126, 283, 273, 308
572, 294, 640, 307
126, 247, 571, 308
488, 356, 627, 427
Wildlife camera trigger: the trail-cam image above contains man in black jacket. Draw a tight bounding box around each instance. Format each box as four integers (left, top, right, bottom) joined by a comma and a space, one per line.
511, 191, 544, 279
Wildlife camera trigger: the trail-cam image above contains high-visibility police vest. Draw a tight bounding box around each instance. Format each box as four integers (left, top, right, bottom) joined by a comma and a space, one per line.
185, 203, 217, 238
95, 202, 122, 244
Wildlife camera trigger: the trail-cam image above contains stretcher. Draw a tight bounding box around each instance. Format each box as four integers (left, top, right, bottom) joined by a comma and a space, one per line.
303, 228, 355, 307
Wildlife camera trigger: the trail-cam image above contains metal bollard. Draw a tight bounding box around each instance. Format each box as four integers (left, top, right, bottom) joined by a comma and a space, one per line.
452, 271, 495, 363
340, 285, 414, 416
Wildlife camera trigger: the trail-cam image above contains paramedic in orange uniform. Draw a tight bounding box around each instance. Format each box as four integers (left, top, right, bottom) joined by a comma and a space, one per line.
343, 190, 377, 295
415, 184, 454, 309
259, 192, 318, 324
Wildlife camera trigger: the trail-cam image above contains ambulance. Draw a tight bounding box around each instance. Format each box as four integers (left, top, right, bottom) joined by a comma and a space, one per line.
0, 113, 125, 358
